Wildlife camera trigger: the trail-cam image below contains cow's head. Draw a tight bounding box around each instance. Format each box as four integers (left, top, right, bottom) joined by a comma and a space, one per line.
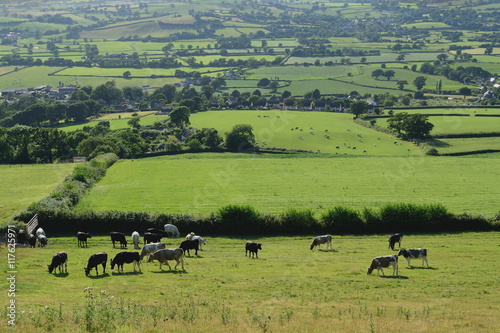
257, 243, 262, 250
84, 267, 90, 276
397, 249, 407, 257
147, 254, 154, 263
110, 259, 115, 269
48, 265, 53, 273
367, 267, 374, 275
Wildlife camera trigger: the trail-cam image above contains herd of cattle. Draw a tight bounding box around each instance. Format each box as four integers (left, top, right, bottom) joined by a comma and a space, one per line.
17, 226, 429, 277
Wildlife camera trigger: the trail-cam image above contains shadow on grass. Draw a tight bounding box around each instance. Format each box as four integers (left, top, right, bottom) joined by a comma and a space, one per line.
317, 249, 338, 252
52, 272, 69, 278
87, 273, 110, 279
380, 275, 409, 279
150, 269, 187, 274
406, 266, 437, 270
111, 271, 144, 276
185, 255, 204, 259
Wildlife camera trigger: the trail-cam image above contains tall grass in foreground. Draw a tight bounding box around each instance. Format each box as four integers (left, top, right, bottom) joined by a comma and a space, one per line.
3, 233, 499, 333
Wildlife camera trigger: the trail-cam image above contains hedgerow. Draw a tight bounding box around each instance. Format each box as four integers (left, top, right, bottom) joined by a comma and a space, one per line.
14, 203, 498, 235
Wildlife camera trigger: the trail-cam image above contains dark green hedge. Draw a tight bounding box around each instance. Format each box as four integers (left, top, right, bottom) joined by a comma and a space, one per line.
13, 203, 498, 236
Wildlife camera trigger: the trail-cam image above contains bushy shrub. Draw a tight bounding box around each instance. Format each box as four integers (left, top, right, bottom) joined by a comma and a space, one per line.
321, 206, 364, 234
217, 205, 260, 234
279, 208, 318, 234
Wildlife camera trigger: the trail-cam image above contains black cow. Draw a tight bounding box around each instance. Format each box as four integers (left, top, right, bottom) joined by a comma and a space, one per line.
110, 251, 141, 273
146, 228, 167, 236
110, 232, 127, 248
144, 232, 163, 244
48, 252, 68, 274
77, 232, 92, 247
85, 252, 108, 276
17, 230, 27, 246
27, 234, 36, 248
179, 239, 199, 256
245, 241, 262, 259
388, 233, 403, 250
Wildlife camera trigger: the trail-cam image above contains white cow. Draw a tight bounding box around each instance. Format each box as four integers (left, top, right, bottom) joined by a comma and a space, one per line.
36, 227, 46, 238
192, 235, 206, 250
185, 232, 195, 240
140, 242, 165, 261
164, 224, 180, 238
131, 231, 140, 249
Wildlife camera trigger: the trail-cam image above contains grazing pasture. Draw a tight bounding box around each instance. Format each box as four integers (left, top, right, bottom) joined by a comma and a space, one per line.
3, 233, 499, 332
75, 153, 500, 217
375, 115, 500, 136
428, 137, 500, 154
189, 110, 420, 155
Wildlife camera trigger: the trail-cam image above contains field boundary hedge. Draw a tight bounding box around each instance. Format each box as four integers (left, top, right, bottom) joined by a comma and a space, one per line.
12, 203, 499, 236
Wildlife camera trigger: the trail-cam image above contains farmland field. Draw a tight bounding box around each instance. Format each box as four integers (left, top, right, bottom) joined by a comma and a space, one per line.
75, 153, 500, 217
190, 110, 420, 155
3, 232, 499, 332
0, 163, 76, 223
375, 115, 500, 136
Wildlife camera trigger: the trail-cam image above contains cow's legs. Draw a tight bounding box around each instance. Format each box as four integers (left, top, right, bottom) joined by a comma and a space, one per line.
393, 263, 398, 275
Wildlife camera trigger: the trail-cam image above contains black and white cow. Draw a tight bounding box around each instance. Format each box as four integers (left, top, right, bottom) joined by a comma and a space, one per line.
398, 248, 428, 267
367, 255, 398, 276
48, 252, 68, 274
85, 252, 108, 276
38, 234, 48, 247
77, 232, 91, 247
245, 241, 262, 259
310, 235, 332, 250
388, 233, 403, 250
110, 251, 141, 273
110, 232, 127, 248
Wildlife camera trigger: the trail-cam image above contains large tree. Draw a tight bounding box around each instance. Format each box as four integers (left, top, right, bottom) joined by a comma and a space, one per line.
413, 76, 427, 91
169, 106, 191, 129
387, 112, 434, 139
458, 87, 472, 99
225, 124, 255, 152
349, 101, 368, 118
90, 81, 123, 105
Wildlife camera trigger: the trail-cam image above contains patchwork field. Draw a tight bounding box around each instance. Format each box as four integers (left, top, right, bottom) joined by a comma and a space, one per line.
75, 153, 500, 217
0, 164, 76, 223
3, 232, 499, 332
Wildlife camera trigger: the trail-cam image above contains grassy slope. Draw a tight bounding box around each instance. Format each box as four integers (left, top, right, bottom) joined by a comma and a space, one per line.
4, 233, 499, 332
190, 110, 421, 155
75, 154, 500, 217
0, 163, 76, 224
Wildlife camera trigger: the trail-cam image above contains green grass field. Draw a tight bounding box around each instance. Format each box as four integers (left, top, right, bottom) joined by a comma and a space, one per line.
375, 115, 500, 136
3, 232, 499, 332
190, 110, 420, 155
75, 153, 500, 217
0, 164, 76, 224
